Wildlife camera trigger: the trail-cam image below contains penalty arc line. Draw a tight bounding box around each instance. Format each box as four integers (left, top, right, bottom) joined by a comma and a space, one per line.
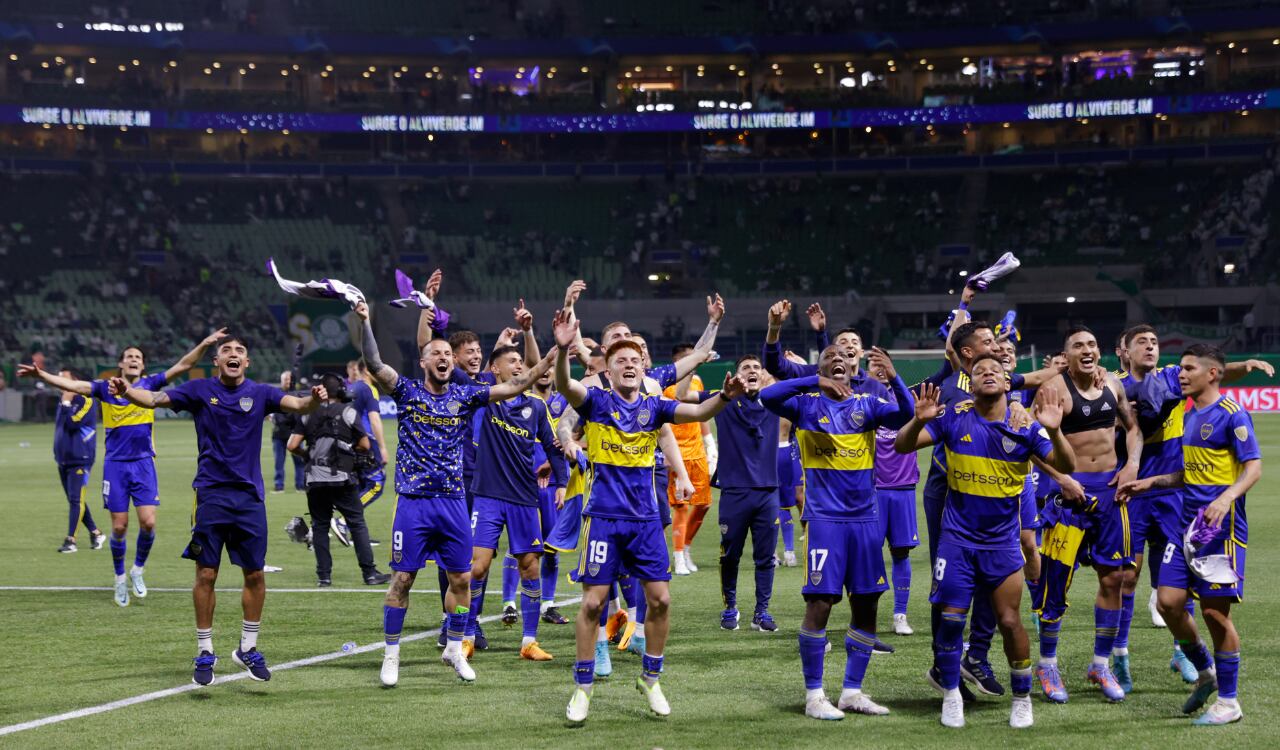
0, 596, 582, 738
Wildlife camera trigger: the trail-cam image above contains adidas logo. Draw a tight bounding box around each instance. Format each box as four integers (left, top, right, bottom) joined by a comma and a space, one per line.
876, 576, 886, 585
1101, 402, 1112, 411
818, 416, 831, 424
961, 434, 972, 443
1111, 551, 1122, 560
610, 411, 621, 421
532, 539, 541, 546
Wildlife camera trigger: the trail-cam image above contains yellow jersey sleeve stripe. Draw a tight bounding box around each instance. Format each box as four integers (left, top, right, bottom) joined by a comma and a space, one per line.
795, 429, 874, 471
71, 397, 95, 423
943, 449, 1029, 498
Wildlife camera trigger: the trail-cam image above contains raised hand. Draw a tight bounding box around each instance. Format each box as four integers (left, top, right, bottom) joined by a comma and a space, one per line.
1244, 359, 1276, 378
721, 372, 745, 400
806, 303, 826, 332
108, 376, 130, 397
311, 383, 329, 402
16, 363, 40, 378
866, 347, 896, 380
914, 382, 943, 421
513, 298, 533, 331
563, 279, 587, 310
424, 268, 443, 300
201, 327, 229, 348
495, 327, 520, 348
707, 293, 725, 323
1033, 388, 1065, 431
767, 300, 792, 328
552, 308, 579, 348
354, 301, 371, 321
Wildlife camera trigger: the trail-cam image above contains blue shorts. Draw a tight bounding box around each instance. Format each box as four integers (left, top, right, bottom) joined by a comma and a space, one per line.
654, 468, 672, 528
184, 487, 267, 571
1138, 490, 1184, 549
538, 485, 559, 539
1125, 493, 1151, 553
390, 495, 472, 573
1158, 534, 1246, 601
876, 488, 919, 549
546, 492, 584, 552
930, 540, 1024, 609
576, 516, 670, 585
1073, 471, 1133, 567
471, 495, 543, 555
777, 445, 800, 509
803, 520, 888, 598
1019, 478, 1040, 532
102, 459, 160, 513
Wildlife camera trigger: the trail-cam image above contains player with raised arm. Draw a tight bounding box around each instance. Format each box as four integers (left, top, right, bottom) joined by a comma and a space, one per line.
762, 300, 887, 399
760, 345, 914, 721
358, 295, 553, 687
555, 310, 744, 723
110, 334, 323, 685
20, 328, 226, 606
1117, 344, 1262, 726
665, 342, 714, 577
1030, 326, 1142, 705
529, 359, 573, 624
895, 357, 1076, 728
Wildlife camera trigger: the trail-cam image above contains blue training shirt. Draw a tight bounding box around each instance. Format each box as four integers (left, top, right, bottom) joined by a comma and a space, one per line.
165, 377, 285, 500
471, 393, 567, 505
696, 390, 780, 489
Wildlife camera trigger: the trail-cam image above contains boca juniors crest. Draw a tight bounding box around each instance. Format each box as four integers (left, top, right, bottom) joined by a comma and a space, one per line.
1001, 436, 1017, 454
1201, 423, 1214, 440
239, 397, 254, 412
809, 570, 823, 586
638, 408, 651, 426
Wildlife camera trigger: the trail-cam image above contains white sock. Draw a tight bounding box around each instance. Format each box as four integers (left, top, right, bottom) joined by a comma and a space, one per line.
805, 688, 825, 702
1221, 696, 1240, 708
1091, 654, 1108, 667
463, 635, 475, 644
840, 688, 862, 701
443, 640, 461, 656
241, 620, 260, 651
1039, 656, 1058, 666
115, 573, 126, 584
196, 628, 213, 654
385, 643, 400, 657
944, 687, 962, 701
597, 626, 608, 643
130, 564, 144, 575
522, 636, 536, 648
1112, 647, 1129, 657
626, 606, 637, 621
540, 600, 552, 613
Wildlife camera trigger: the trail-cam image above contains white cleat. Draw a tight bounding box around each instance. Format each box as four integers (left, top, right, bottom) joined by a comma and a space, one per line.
636, 678, 671, 716
442, 648, 476, 682
941, 693, 965, 728
805, 694, 845, 721
129, 567, 148, 598
1149, 589, 1166, 628
673, 555, 691, 576
380, 651, 400, 687
1010, 695, 1034, 728
782, 550, 798, 567
683, 549, 698, 573
1193, 698, 1243, 726
893, 613, 914, 636
263, 564, 283, 573
113, 580, 130, 607
838, 691, 890, 715
566, 687, 591, 723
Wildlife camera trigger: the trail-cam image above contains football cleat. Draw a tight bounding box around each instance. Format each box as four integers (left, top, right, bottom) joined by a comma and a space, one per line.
1149, 589, 1166, 628
317, 578, 332, 588
58, 539, 77, 553
804, 694, 844, 721
752, 611, 779, 633
893, 613, 914, 636
436, 615, 448, 648
330, 517, 351, 547
1183, 675, 1218, 715
720, 608, 740, 631
872, 637, 895, 655
782, 550, 798, 567
1112, 653, 1133, 694
501, 603, 519, 627
593, 640, 612, 677
129, 567, 148, 598
1010, 695, 1034, 728
474, 623, 489, 651
838, 692, 889, 715
683, 549, 698, 573
1191, 698, 1242, 726
1035, 663, 1069, 703
636, 677, 671, 716
233, 648, 272, 681
380, 651, 399, 687
927, 666, 977, 704
541, 606, 569, 625
113, 580, 129, 607
192, 651, 217, 686
520, 641, 553, 661
961, 655, 1004, 695
941, 693, 965, 728
673, 554, 691, 576
1087, 663, 1125, 702
616, 620, 637, 651
1172, 647, 1199, 684
605, 610, 628, 643
364, 571, 391, 585
627, 635, 647, 657
566, 687, 591, 723
442, 648, 476, 682
462, 640, 475, 660
90, 530, 106, 550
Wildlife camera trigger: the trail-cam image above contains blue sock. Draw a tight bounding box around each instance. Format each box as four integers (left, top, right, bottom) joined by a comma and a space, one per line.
474, 575, 488, 617
1215, 651, 1240, 699
1115, 592, 1135, 651
501, 555, 519, 603
1185, 599, 1196, 617
642, 653, 664, 682
541, 553, 559, 604
1025, 577, 1043, 611
891, 556, 911, 616
574, 659, 594, 687
779, 509, 794, 552
798, 628, 827, 690
1039, 619, 1061, 660
620, 576, 639, 609
383, 605, 406, 646
447, 609, 468, 643
465, 579, 484, 637
1093, 606, 1121, 658
1180, 639, 1214, 672
110, 533, 126, 576
936, 611, 967, 689
843, 628, 875, 689
520, 580, 541, 639
134, 529, 155, 568
1010, 659, 1033, 697
634, 585, 647, 626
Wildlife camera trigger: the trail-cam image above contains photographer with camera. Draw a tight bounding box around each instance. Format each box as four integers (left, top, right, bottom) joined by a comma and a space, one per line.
286, 372, 391, 587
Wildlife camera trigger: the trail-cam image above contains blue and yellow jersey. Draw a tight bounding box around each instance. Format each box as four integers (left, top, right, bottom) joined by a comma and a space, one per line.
761, 374, 912, 522
531, 390, 570, 487
926, 401, 1053, 549
90, 372, 167, 461
1182, 395, 1259, 545
919, 366, 1028, 501
1120, 365, 1187, 484
578, 387, 678, 521
390, 378, 490, 499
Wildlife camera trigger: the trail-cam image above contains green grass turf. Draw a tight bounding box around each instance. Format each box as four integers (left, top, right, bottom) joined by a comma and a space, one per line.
1, 417, 1277, 748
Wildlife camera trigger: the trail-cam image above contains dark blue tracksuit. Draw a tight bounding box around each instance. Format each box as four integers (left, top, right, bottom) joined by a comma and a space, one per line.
698, 389, 781, 613
54, 393, 99, 538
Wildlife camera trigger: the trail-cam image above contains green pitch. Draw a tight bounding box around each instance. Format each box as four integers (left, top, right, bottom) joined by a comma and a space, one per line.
1, 417, 1277, 748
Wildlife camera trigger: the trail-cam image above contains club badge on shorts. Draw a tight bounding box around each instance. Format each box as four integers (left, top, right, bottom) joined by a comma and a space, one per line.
809, 570, 823, 586
588, 563, 601, 577
239, 397, 254, 412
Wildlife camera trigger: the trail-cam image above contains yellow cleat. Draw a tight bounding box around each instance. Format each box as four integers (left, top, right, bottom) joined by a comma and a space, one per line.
462, 640, 475, 660
616, 620, 637, 651
520, 641, 554, 661
605, 609, 629, 643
